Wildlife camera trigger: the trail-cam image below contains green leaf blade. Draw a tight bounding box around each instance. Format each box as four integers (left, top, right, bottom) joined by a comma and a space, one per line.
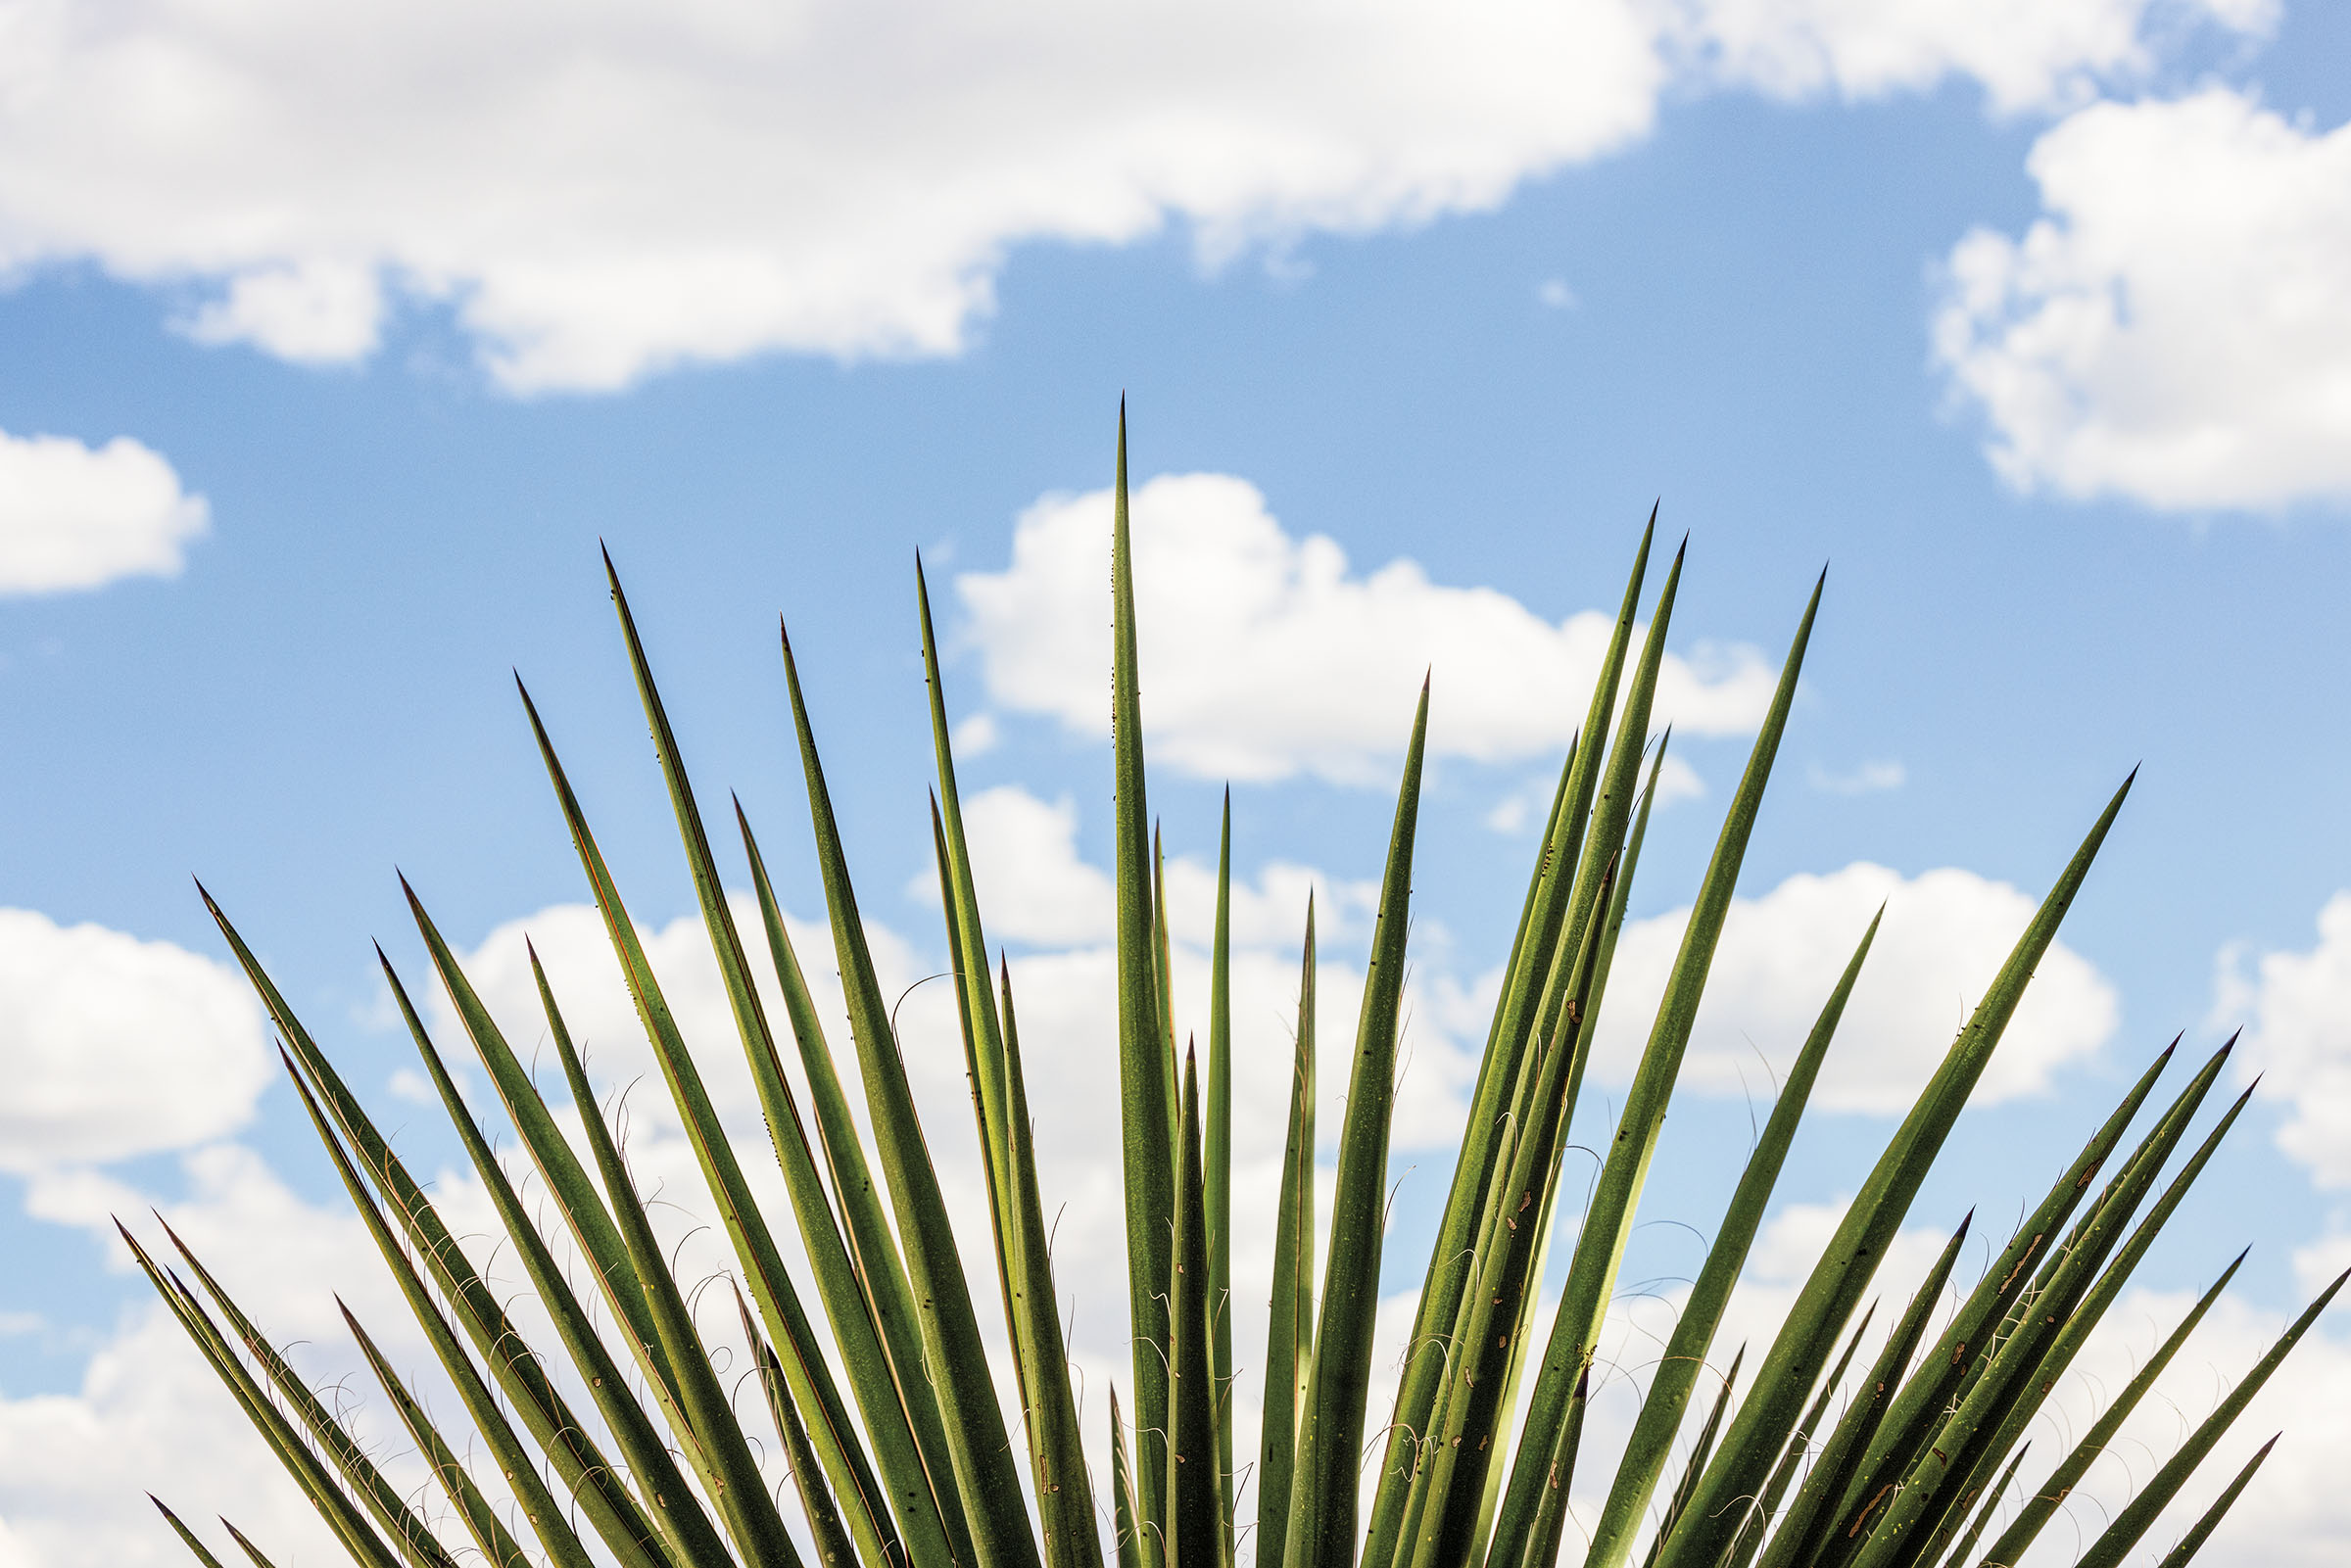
2074, 1273, 2344, 1568
1656, 766, 2135, 1568
1286, 678, 1429, 1568
1582, 909, 1881, 1568
1977, 1249, 2244, 1568
1169, 1049, 1230, 1568
1367, 517, 1654, 1568
1256, 900, 1319, 1568
1498, 565, 1823, 1568
780, 625, 1038, 1568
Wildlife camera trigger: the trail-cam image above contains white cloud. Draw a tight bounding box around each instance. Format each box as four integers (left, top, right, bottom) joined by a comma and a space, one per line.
1485, 784, 1548, 835
2011, 1280, 2351, 1568
0, 429, 209, 595
0, 0, 1667, 391
2213, 891, 2351, 1186
391, 830, 1469, 1568
913, 784, 1382, 951
0, 1147, 415, 1568
1590, 862, 2118, 1113
0, 1081, 847, 1565
951, 711, 1001, 760
1935, 88, 2351, 511
1554, 1200, 1970, 1546
1492, 753, 1703, 832
0, 1133, 728, 1568
1654, 754, 1707, 806
1580, 1199, 2351, 1568
956, 473, 1779, 784
0, 910, 270, 1171
1675, 0, 2271, 117
916, 787, 1117, 947
0, 849, 2274, 1564
0, 1304, 347, 1567
0, 2, 2258, 391
180, 260, 384, 364
1476, 752, 1702, 832
1808, 758, 1905, 795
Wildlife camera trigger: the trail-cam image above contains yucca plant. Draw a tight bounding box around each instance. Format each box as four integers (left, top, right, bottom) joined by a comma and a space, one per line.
130, 409, 2334, 1568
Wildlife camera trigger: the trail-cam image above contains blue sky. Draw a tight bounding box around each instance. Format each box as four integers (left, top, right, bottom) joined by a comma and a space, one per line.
3, 3, 2351, 1565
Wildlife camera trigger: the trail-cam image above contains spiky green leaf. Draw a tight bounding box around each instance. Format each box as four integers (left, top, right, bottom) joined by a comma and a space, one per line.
1257, 899, 1319, 1568
2074, 1273, 2344, 1568
1285, 676, 1430, 1568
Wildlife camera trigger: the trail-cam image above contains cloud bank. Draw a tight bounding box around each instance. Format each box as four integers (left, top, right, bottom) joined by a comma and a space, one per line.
0, 0, 2262, 392
0, 808, 2301, 1567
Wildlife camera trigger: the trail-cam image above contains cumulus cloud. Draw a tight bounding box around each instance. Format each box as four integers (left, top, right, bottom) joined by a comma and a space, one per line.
909, 784, 1381, 950
0, 851, 2264, 1565
0, 1146, 418, 1567
0, 2, 2259, 391
416, 780, 1476, 1387
0, 1300, 350, 1567
0, 909, 270, 1170
1486, 754, 1704, 833
0, 1131, 728, 1568
1589, 862, 2119, 1113
956, 473, 1779, 784
1551, 1200, 1972, 1541
2213, 891, 2351, 1186
1808, 759, 1905, 796
1935, 88, 2351, 511
2012, 1277, 2351, 1568
0, 0, 1667, 391
1676, 0, 2272, 117
0, 429, 209, 595
1581, 1200, 2351, 1568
